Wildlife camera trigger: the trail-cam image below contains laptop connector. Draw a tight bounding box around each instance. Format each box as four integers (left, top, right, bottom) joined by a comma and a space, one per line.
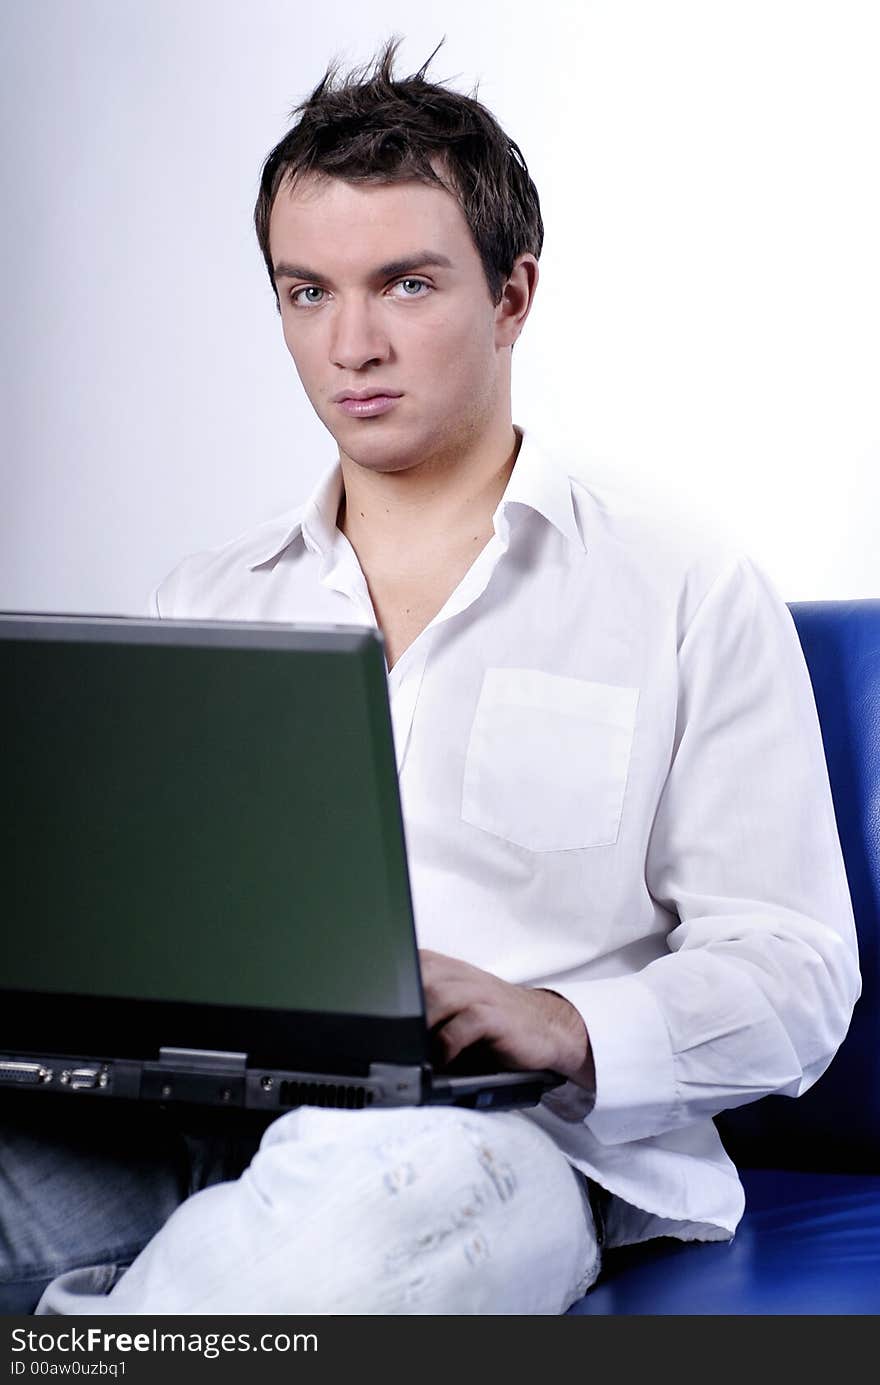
0, 1060, 53, 1086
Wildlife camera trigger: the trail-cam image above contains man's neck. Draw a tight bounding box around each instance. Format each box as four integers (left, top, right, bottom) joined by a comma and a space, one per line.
337, 422, 522, 575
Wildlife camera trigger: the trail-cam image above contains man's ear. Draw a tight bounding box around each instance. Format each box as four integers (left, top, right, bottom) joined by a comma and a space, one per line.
496, 254, 539, 350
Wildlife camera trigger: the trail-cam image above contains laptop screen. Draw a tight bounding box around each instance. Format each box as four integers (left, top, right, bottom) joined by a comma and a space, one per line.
1, 616, 423, 1023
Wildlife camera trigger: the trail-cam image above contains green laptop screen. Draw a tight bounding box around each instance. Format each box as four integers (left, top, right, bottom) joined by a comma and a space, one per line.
1, 621, 423, 1020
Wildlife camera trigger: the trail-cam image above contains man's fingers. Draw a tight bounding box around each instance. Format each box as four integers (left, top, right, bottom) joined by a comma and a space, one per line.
418, 950, 530, 1069
421, 981, 466, 1030
418, 952, 588, 1079
421, 972, 488, 1030
431, 1009, 490, 1066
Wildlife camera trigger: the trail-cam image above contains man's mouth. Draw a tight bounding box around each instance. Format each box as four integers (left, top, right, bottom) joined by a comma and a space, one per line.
333, 390, 403, 418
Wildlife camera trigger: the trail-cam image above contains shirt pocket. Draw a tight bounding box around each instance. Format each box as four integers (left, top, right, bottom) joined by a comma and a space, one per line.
461, 668, 639, 852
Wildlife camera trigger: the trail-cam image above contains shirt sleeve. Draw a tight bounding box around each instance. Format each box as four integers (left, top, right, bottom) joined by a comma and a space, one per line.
551, 554, 861, 1145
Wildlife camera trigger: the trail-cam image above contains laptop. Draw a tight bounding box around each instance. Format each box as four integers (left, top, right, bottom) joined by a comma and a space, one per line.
0, 613, 562, 1125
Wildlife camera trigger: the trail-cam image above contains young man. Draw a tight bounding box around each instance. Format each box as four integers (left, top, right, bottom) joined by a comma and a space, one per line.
8, 38, 859, 1315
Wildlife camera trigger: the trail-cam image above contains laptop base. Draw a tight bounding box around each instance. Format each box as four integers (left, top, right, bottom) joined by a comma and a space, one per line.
0, 1047, 561, 1114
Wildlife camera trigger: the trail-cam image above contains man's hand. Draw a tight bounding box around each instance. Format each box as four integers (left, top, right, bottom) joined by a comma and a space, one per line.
419, 949, 595, 1089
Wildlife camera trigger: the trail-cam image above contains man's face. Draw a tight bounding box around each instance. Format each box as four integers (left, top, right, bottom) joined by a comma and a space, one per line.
268, 172, 513, 475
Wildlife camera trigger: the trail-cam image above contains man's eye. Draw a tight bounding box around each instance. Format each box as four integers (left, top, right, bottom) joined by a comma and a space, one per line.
290, 286, 325, 307
392, 278, 430, 298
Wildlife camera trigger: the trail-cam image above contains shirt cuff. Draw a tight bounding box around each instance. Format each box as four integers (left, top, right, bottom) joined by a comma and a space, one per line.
545, 973, 678, 1144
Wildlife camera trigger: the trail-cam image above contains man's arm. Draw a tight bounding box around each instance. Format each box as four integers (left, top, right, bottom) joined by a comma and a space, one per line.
423, 556, 860, 1140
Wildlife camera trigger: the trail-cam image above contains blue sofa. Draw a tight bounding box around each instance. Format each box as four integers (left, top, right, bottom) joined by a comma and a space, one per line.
569, 599, 880, 1315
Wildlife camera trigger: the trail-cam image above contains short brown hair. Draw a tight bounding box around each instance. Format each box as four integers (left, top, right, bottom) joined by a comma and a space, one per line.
253, 36, 543, 312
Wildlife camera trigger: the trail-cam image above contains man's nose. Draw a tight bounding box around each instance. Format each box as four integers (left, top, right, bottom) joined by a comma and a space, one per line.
329, 296, 390, 370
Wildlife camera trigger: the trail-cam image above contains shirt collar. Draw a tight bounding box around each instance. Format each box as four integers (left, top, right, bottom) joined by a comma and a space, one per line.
247, 424, 585, 570
247, 458, 343, 569
494, 427, 585, 551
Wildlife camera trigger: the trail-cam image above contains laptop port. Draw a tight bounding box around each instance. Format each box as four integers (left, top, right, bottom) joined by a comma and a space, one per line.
0, 1061, 53, 1085
65, 1068, 103, 1090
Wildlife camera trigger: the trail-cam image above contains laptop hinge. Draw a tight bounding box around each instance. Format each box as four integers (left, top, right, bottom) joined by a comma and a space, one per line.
158, 1047, 247, 1073
140, 1047, 249, 1107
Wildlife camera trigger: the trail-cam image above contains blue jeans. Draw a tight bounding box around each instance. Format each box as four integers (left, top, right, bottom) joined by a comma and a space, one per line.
0, 1100, 259, 1313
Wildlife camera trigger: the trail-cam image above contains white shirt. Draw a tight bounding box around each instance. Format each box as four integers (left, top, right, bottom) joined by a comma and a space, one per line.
151, 427, 861, 1246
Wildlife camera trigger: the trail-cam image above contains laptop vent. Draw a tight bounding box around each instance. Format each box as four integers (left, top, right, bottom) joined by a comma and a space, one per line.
278, 1080, 375, 1110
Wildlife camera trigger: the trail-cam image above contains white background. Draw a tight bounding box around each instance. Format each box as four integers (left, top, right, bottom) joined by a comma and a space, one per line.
2, 0, 878, 614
